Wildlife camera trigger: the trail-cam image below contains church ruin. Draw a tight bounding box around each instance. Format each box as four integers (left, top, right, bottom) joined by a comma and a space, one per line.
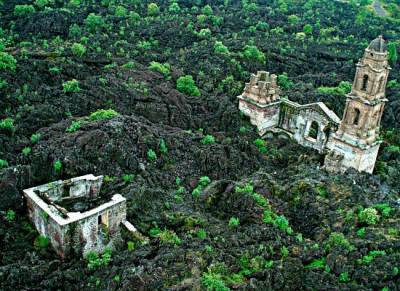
23, 174, 136, 258
238, 36, 391, 174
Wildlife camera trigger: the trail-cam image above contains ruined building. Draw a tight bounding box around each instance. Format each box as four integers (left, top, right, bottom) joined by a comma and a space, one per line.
24, 174, 136, 258
238, 36, 391, 174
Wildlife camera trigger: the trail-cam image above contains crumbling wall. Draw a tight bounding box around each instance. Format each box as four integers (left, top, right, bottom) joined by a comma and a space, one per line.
70, 194, 126, 256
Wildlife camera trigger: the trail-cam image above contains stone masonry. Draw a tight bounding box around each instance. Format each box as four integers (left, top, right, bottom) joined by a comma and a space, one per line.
23, 174, 130, 258
238, 36, 391, 174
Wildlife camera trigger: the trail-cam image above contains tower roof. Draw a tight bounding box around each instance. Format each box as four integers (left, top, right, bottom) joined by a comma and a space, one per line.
367, 35, 387, 53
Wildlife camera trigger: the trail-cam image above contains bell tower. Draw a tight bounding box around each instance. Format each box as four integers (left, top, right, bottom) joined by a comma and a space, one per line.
325, 36, 391, 173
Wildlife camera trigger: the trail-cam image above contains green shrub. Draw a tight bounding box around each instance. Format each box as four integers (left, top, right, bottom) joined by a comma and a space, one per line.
177, 75, 200, 96
339, 272, 350, 283
14, 5, 35, 16
317, 81, 352, 96
325, 232, 353, 251
22, 147, 31, 156
169, 2, 181, 13
149, 61, 170, 78
197, 229, 207, 239
192, 186, 202, 198
69, 0, 81, 6
263, 210, 274, 224
147, 3, 159, 16
229, 217, 240, 227
122, 174, 135, 183
214, 41, 230, 54
159, 139, 168, 154
53, 160, 62, 172
373, 203, 393, 218
202, 4, 213, 15
147, 149, 157, 161
305, 258, 326, 270
34, 235, 49, 249
62, 79, 81, 93
0, 52, 17, 71
199, 176, 211, 186
243, 45, 266, 64
89, 109, 119, 121
235, 183, 253, 194
0, 118, 15, 132
71, 43, 86, 57
115, 5, 127, 17
274, 215, 293, 235
251, 192, 268, 207
86, 248, 112, 270
201, 135, 215, 145
280, 246, 289, 257
5, 209, 16, 222
358, 207, 380, 225
34, 0, 48, 8
201, 269, 230, 291
360, 250, 386, 265
158, 229, 181, 245
277, 73, 294, 89
85, 13, 105, 32
31, 133, 41, 143
303, 24, 313, 34
66, 120, 82, 133
0, 159, 8, 169
356, 227, 366, 237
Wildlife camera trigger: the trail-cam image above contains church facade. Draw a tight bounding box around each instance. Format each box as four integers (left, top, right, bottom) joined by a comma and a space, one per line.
238, 36, 391, 174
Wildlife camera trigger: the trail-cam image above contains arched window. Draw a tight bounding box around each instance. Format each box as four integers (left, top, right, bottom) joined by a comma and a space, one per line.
308, 121, 319, 140
361, 75, 369, 91
378, 76, 384, 92
353, 108, 361, 125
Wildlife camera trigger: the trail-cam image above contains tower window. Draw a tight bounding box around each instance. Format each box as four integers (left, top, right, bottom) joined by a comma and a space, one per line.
308, 121, 319, 140
353, 108, 361, 125
361, 75, 369, 91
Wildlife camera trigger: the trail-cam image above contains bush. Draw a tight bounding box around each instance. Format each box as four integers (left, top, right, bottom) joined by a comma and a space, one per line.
214, 41, 230, 54
89, 109, 119, 121
53, 160, 62, 172
0, 118, 15, 132
325, 232, 353, 251
71, 43, 86, 57
66, 120, 82, 133
168, 2, 181, 13
34, 0, 48, 8
199, 176, 211, 186
5, 209, 16, 222
201, 270, 230, 291
31, 133, 41, 143
358, 207, 380, 225
277, 73, 293, 89
22, 147, 31, 156
0, 159, 8, 169
115, 5, 127, 17
147, 149, 157, 161
158, 229, 181, 245
34, 235, 49, 249
201, 135, 215, 145
149, 61, 170, 78
159, 139, 168, 153
62, 79, 81, 93
14, 5, 36, 16
177, 75, 200, 96
0, 52, 17, 71
243, 45, 266, 64
85, 13, 105, 32
86, 248, 112, 270
147, 3, 159, 16
229, 217, 240, 227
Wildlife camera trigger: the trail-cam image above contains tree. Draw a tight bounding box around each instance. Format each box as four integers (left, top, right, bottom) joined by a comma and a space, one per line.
14, 5, 35, 16
201, 4, 213, 15
303, 24, 313, 35
176, 75, 200, 96
168, 2, 181, 14
147, 3, 159, 16
214, 41, 230, 54
71, 43, 86, 57
243, 45, 266, 64
288, 15, 299, 26
85, 13, 105, 32
0, 52, 17, 71
388, 42, 398, 65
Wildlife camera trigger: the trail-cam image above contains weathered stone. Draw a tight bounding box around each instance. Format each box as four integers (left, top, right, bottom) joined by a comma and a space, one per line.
23, 174, 130, 258
238, 36, 390, 174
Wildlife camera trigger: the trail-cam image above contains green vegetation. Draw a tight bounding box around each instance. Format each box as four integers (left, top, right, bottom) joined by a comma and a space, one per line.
5, 209, 16, 222
62, 79, 81, 93
71, 43, 86, 57
14, 5, 35, 16
201, 135, 215, 145
0, 118, 15, 132
228, 217, 240, 227
318, 81, 352, 96
53, 160, 62, 172
86, 248, 112, 270
0, 52, 17, 71
358, 207, 380, 225
89, 109, 119, 121
149, 61, 170, 78
176, 75, 200, 97
147, 149, 157, 161
242, 45, 266, 64
0, 159, 9, 169
22, 147, 31, 156
66, 120, 82, 133
34, 235, 49, 249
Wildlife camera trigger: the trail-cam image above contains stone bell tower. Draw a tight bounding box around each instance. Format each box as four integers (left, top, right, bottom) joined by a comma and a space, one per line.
325, 36, 391, 173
